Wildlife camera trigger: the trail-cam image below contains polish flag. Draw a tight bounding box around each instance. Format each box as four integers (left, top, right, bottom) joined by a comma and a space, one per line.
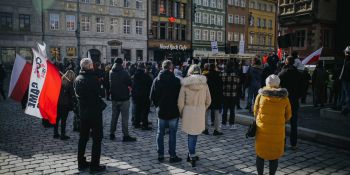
25, 44, 62, 124
302, 48, 323, 65
8, 55, 32, 102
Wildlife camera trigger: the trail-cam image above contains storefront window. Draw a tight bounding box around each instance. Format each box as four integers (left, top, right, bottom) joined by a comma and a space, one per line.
1, 47, 16, 65
66, 47, 76, 58
50, 47, 61, 62
160, 22, 166, 39
136, 50, 143, 60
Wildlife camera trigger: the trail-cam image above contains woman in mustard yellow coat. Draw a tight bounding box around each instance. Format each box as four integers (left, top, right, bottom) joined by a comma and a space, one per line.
254, 75, 292, 175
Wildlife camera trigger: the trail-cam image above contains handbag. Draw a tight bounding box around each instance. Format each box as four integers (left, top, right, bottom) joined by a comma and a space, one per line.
245, 120, 256, 138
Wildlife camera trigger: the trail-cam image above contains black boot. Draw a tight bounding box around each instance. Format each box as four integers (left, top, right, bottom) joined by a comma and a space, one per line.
187, 154, 197, 167
78, 157, 91, 171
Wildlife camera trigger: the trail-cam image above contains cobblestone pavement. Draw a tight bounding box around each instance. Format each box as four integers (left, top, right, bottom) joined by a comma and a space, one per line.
1, 100, 350, 175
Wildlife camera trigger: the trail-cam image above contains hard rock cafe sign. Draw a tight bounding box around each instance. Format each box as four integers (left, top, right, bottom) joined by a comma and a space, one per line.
159, 44, 188, 51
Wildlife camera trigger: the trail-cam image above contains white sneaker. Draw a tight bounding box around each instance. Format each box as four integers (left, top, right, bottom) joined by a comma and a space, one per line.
230, 125, 237, 130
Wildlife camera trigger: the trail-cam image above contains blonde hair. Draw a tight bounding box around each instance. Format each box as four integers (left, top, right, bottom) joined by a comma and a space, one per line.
62, 70, 76, 86
187, 64, 201, 76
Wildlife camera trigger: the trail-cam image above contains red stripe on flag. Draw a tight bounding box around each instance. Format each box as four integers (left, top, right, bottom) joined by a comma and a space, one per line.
38, 62, 62, 124
307, 55, 321, 65
9, 63, 32, 102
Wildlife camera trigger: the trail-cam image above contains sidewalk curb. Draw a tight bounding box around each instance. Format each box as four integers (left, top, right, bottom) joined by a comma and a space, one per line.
236, 113, 350, 150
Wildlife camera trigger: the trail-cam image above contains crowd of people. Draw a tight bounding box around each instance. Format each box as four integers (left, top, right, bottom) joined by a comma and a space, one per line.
0, 46, 349, 174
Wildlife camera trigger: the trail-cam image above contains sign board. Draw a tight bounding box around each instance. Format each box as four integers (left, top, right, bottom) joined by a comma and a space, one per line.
239, 40, 245, 54
211, 41, 218, 54
319, 57, 335, 61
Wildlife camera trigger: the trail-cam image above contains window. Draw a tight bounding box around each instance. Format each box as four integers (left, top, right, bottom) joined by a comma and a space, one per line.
240, 0, 245, 7
202, 13, 209, 24
228, 0, 233, 5
136, 50, 143, 60
159, 0, 166, 15
195, 12, 201, 23
217, 15, 223, 26
217, 0, 223, 9
257, 18, 260, 27
195, 0, 202, 5
49, 14, 59, 30
81, 0, 89, 3
66, 15, 75, 31
181, 25, 186, 41
175, 24, 180, 40
261, 35, 265, 45
210, 14, 216, 25
228, 14, 233, 23
217, 31, 223, 42
262, 4, 266, 11
179, 3, 186, 19
268, 36, 272, 46
1, 48, 16, 64
160, 22, 166, 39
110, 0, 117, 6
268, 20, 272, 29
234, 0, 239, 6
322, 29, 331, 48
210, 0, 216, 8
136, 20, 143, 35
50, 48, 61, 61
124, 0, 130, 7
66, 47, 76, 57
234, 32, 239, 41
123, 19, 130, 34
0, 13, 13, 31
240, 16, 245, 25
257, 3, 261, 10
194, 29, 201, 40
210, 30, 216, 41
96, 0, 101, 5
111, 49, 118, 57
203, 0, 209, 6
110, 18, 118, 33
234, 15, 239, 24
168, 24, 173, 40
249, 1, 255, 8
152, 22, 158, 39
202, 30, 208, 41
96, 17, 105, 33
136, 0, 143, 10
261, 19, 266, 28
228, 32, 233, 41
250, 33, 254, 45
19, 14, 30, 31
81, 16, 90, 32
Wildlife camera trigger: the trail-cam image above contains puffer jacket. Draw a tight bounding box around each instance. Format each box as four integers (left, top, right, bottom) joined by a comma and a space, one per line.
254, 87, 292, 160
109, 64, 132, 101
178, 75, 211, 135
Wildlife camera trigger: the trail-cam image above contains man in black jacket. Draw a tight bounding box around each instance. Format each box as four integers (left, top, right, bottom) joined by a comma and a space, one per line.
278, 56, 302, 149
74, 58, 105, 173
109, 58, 136, 142
340, 46, 350, 115
150, 60, 182, 163
132, 63, 153, 130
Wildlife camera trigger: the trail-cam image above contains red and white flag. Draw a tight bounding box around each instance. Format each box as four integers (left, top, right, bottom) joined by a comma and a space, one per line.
302, 47, 323, 65
277, 48, 283, 60
25, 43, 62, 124
8, 54, 32, 102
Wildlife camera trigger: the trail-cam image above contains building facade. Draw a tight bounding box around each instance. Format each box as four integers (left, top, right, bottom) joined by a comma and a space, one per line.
0, 0, 148, 65
192, 0, 226, 58
247, 0, 277, 55
226, 0, 249, 54
147, 0, 192, 64
278, 0, 337, 57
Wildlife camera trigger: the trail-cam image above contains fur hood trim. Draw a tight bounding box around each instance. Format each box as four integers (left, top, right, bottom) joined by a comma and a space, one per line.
181, 75, 207, 86
258, 87, 288, 98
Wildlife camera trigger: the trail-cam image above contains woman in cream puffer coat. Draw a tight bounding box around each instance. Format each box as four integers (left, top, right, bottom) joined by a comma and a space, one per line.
178, 65, 211, 167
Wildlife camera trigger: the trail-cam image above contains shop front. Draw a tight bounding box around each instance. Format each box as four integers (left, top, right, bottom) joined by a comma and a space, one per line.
148, 40, 191, 65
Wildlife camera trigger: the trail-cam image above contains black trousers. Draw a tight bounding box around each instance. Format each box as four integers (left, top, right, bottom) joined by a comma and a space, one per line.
256, 156, 278, 175
54, 106, 69, 136
78, 115, 103, 167
290, 105, 299, 147
134, 97, 150, 128
0, 82, 5, 100
222, 97, 236, 125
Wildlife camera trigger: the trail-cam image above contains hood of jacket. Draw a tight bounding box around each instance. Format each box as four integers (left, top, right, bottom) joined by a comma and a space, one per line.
112, 64, 124, 72
259, 87, 288, 98
181, 75, 207, 90
158, 69, 175, 81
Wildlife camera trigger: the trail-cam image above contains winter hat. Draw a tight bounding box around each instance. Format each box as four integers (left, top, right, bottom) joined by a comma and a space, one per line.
115, 58, 123, 65
265, 74, 280, 88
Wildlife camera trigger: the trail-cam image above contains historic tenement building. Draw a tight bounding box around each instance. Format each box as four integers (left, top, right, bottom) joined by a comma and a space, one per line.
0, 0, 148, 64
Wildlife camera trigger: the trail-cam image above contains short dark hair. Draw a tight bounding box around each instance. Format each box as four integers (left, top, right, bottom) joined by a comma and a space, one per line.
115, 58, 123, 64
286, 56, 295, 65
292, 51, 298, 58
209, 63, 216, 71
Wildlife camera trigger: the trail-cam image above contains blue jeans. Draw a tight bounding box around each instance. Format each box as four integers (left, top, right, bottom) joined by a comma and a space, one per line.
342, 81, 350, 110
188, 135, 198, 156
157, 118, 179, 157
247, 84, 260, 108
